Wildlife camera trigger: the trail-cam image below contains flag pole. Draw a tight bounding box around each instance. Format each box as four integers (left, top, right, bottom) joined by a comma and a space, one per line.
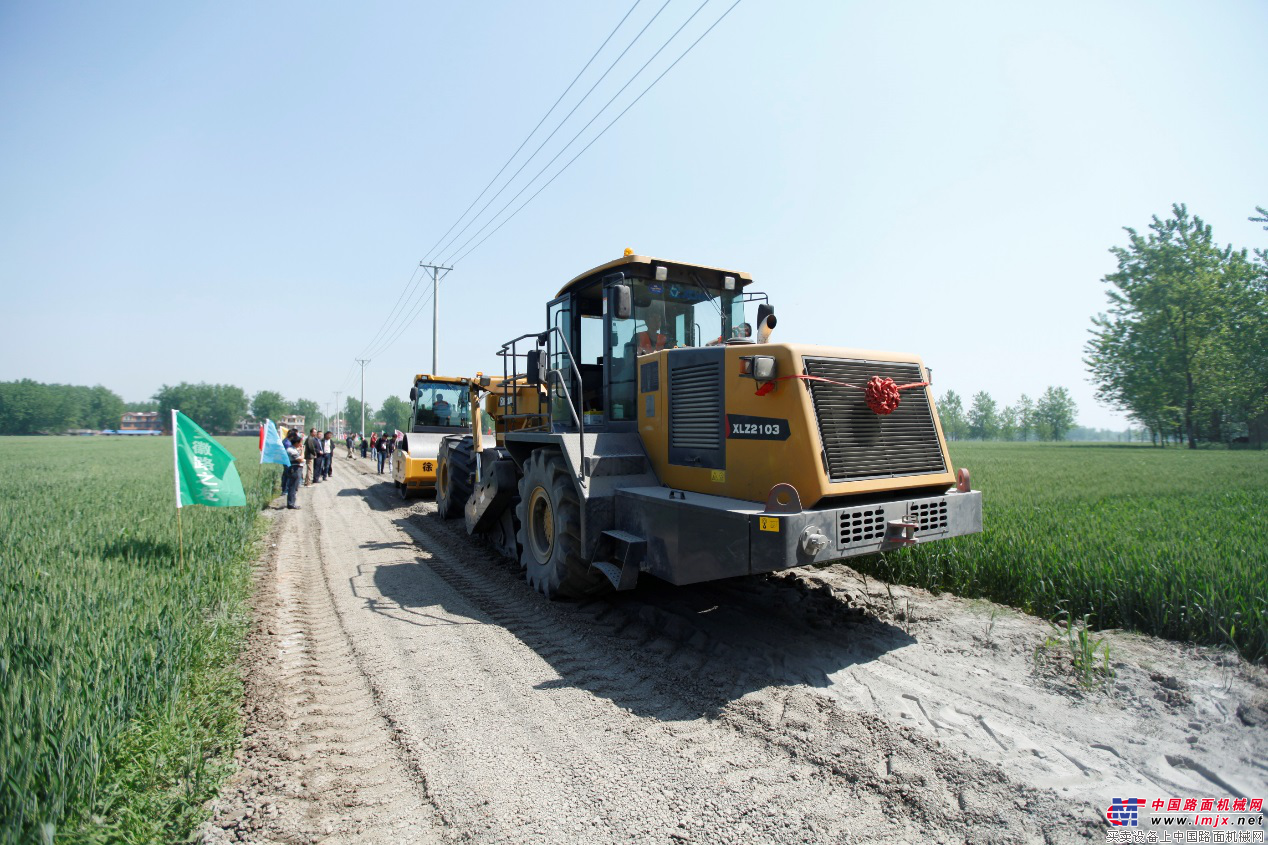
173, 408, 184, 569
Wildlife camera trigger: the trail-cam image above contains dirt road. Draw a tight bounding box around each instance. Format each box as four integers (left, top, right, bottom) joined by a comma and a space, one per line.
203, 456, 1267, 844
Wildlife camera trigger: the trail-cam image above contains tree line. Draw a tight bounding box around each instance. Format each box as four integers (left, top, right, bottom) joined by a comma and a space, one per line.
1086, 204, 1267, 448
0, 379, 413, 436
936, 387, 1078, 441
0, 380, 127, 434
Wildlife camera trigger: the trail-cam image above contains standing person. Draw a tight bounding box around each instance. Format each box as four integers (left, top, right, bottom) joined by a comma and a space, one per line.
284, 431, 304, 509
375, 433, 388, 474
360, 433, 369, 459
345, 432, 354, 458
304, 428, 320, 485
386, 431, 397, 473
321, 431, 334, 480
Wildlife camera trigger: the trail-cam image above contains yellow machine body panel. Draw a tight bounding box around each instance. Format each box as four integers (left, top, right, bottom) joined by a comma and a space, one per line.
393, 447, 439, 491
636, 343, 954, 508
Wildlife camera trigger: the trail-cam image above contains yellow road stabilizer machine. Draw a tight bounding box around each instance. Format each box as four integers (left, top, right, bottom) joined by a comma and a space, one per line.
436, 252, 982, 599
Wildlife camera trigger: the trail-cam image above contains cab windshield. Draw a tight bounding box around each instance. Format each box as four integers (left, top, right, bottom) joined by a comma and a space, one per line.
625, 278, 743, 352
411, 382, 470, 429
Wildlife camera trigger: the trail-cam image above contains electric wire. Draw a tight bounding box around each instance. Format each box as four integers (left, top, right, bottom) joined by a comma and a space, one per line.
356, 263, 424, 359
354, 3, 650, 371
449, 0, 742, 266
429, 0, 676, 263
358, 266, 436, 362
363, 277, 439, 360
349, 0, 742, 379
420, 0, 645, 264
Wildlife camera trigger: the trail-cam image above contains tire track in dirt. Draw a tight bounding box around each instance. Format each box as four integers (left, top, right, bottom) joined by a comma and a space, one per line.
336, 463, 1092, 843
201, 492, 446, 844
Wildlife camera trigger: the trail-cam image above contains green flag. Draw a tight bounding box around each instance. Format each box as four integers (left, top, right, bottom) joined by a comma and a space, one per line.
172, 410, 247, 508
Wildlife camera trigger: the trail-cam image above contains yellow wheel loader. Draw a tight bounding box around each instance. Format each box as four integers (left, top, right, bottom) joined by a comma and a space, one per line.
435, 252, 982, 599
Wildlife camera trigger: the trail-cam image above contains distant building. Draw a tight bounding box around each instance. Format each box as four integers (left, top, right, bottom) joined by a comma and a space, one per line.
120, 411, 160, 432
281, 414, 305, 430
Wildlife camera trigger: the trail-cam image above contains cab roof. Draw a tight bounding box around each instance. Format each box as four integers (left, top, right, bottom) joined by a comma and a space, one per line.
412, 374, 471, 386
555, 253, 753, 299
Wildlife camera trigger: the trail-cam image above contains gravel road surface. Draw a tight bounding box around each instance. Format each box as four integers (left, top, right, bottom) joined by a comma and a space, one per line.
203, 456, 1267, 844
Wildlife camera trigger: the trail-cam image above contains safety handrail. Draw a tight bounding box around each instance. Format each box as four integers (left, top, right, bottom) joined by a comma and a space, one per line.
495, 326, 588, 484
543, 324, 587, 483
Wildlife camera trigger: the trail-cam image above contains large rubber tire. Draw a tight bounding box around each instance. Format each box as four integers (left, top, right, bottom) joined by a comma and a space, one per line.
515, 449, 607, 600
435, 437, 475, 520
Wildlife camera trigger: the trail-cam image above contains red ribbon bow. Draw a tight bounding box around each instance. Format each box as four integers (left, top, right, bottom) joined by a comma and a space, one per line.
755, 374, 928, 415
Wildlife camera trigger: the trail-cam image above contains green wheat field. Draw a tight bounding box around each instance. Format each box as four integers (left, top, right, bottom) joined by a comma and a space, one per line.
0, 436, 276, 844
1, 437, 1265, 842
856, 442, 1268, 663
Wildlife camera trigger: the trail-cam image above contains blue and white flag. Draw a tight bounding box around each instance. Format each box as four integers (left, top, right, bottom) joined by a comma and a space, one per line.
260, 419, 291, 467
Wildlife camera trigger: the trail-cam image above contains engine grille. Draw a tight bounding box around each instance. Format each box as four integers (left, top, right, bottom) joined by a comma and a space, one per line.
804, 357, 947, 482
670, 361, 722, 451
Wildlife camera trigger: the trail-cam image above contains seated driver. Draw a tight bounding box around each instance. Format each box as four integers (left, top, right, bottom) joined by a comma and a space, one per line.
432, 395, 451, 423
636, 302, 674, 356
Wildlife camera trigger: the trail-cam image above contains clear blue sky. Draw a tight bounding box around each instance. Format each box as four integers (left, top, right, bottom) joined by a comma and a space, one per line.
2, 1, 1264, 429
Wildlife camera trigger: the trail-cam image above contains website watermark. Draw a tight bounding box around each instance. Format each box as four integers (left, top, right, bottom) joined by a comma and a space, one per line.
1104, 796, 1265, 843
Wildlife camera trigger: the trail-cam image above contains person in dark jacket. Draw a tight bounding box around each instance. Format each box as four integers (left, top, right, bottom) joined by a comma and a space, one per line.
304, 428, 321, 485
375, 432, 389, 474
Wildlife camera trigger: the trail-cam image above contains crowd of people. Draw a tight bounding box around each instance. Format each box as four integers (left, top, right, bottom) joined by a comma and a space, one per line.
277, 429, 403, 509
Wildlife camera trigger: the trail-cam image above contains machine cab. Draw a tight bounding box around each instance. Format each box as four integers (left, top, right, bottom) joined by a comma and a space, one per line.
408, 375, 473, 433
544, 254, 765, 432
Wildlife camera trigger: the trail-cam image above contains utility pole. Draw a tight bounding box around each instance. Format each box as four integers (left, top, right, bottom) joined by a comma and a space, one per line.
356, 358, 370, 437
419, 262, 453, 374
334, 391, 342, 438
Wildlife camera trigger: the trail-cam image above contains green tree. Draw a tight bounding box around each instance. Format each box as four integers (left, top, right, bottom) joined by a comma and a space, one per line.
86, 385, 125, 430
154, 383, 248, 434
1035, 386, 1078, 441
344, 396, 368, 435
936, 390, 968, 440
378, 396, 410, 434
997, 405, 1019, 441
124, 400, 158, 412
290, 398, 320, 428
1014, 394, 1035, 441
251, 390, 288, 422
967, 391, 1000, 441
1086, 204, 1257, 448
0, 380, 124, 433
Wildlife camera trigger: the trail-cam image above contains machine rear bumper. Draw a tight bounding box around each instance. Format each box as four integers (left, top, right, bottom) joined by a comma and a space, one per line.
614, 487, 982, 586
396, 455, 439, 489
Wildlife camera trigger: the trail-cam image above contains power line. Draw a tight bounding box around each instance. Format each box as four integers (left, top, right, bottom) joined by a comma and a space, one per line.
361, 276, 438, 360
356, 263, 425, 360
429, 0, 677, 264
449, 0, 742, 266
420, 0, 646, 265
358, 268, 436, 362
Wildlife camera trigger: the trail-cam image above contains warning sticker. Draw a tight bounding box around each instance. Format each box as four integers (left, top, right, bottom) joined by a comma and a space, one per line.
710, 469, 726, 483
759, 516, 780, 532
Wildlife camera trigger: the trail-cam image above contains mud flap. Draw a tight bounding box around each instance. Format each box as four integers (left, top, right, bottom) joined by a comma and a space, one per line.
589, 529, 645, 591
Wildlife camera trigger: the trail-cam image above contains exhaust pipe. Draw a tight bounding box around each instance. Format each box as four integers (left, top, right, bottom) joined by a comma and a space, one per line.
756, 304, 777, 343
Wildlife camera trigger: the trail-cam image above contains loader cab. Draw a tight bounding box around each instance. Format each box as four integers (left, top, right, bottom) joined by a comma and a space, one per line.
544, 255, 761, 432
